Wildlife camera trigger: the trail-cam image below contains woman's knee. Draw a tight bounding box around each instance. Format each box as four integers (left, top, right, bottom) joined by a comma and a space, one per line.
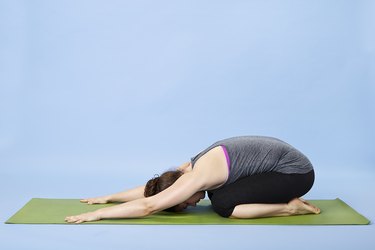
210, 194, 235, 218
211, 202, 234, 218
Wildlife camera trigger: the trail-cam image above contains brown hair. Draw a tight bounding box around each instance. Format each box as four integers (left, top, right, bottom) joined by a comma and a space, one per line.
144, 170, 184, 212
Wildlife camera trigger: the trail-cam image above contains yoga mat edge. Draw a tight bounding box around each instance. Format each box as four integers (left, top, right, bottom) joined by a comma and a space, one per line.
5, 198, 370, 225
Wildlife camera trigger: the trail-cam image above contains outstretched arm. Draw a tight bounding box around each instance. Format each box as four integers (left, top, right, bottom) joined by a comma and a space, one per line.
82, 161, 191, 204
65, 172, 205, 223
81, 185, 145, 204
81, 161, 191, 205
65, 198, 151, 223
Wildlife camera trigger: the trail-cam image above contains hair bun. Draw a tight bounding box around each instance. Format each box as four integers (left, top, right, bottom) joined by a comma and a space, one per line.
144, 170, 184, 198
144, 175, 160, 197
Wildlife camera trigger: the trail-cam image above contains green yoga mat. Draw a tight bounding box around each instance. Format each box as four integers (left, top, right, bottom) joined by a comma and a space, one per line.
5, 198, 369, 225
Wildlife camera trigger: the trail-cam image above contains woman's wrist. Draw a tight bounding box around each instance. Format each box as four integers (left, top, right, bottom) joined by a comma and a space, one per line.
94, 209, 104, 220
105, 195, 113, 203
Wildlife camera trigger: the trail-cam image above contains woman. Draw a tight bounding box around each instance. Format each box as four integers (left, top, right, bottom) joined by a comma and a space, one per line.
65, 136, 320, 224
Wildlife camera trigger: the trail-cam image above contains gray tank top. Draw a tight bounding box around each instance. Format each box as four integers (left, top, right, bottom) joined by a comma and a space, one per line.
191, 136, 313, 186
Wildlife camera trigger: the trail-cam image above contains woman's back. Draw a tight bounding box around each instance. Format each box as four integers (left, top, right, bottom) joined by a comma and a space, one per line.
191, 136, 313, 187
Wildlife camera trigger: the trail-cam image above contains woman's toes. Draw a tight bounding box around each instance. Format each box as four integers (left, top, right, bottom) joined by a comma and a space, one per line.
298, 198, 320, 214
314, 206, 321, 214
304, 202, 320, 214
288, 198, 321, 215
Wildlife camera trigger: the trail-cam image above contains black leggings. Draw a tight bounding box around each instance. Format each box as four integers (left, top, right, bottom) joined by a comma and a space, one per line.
207, 170, 315, 218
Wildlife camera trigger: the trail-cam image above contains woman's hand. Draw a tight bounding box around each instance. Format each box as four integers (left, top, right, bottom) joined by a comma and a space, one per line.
80, 196, 109, 205
65, 211, 101, 224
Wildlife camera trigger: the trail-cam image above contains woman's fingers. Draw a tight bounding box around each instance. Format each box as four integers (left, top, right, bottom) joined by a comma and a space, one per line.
65, 212, 100, 224
80, 198, 107, 204
65, 215, 83, 223
80, 198, 95, 204
65, 216, 75, 223
65, 216, 84, 224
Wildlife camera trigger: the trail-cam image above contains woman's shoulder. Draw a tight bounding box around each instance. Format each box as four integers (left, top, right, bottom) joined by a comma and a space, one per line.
191, 146, 229, 190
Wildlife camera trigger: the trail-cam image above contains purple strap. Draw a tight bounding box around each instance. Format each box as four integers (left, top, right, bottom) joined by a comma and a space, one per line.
221, 145, 231, 173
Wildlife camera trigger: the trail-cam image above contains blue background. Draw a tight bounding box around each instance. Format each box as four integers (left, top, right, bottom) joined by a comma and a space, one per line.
1, 0, 374, 249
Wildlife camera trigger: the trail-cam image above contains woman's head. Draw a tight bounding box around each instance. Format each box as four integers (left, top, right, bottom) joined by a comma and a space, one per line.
144, 170, 184, 212
144, 170, 205, 212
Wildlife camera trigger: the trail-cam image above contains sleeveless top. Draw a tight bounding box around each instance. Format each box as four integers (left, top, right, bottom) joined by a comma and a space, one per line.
191, 136, 313, 187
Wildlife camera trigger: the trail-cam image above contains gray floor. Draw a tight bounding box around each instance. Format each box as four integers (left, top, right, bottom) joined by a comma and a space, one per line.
1, 158, 374, 250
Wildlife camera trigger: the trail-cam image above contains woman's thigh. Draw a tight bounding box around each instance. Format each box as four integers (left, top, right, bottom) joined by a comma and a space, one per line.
208, 170, 314, 217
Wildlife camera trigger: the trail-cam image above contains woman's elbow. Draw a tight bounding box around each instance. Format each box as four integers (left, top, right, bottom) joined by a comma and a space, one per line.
144, 198, 159, 215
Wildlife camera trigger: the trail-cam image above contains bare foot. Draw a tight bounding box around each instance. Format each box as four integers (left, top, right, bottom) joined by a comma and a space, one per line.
288, 198, 321, 215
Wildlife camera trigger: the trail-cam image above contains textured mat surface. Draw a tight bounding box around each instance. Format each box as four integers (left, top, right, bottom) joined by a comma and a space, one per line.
5, 198, 370, 225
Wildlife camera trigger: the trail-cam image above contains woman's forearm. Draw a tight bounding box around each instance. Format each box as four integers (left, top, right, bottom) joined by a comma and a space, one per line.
97, 198, 151, 219
107, 185, 146, 202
